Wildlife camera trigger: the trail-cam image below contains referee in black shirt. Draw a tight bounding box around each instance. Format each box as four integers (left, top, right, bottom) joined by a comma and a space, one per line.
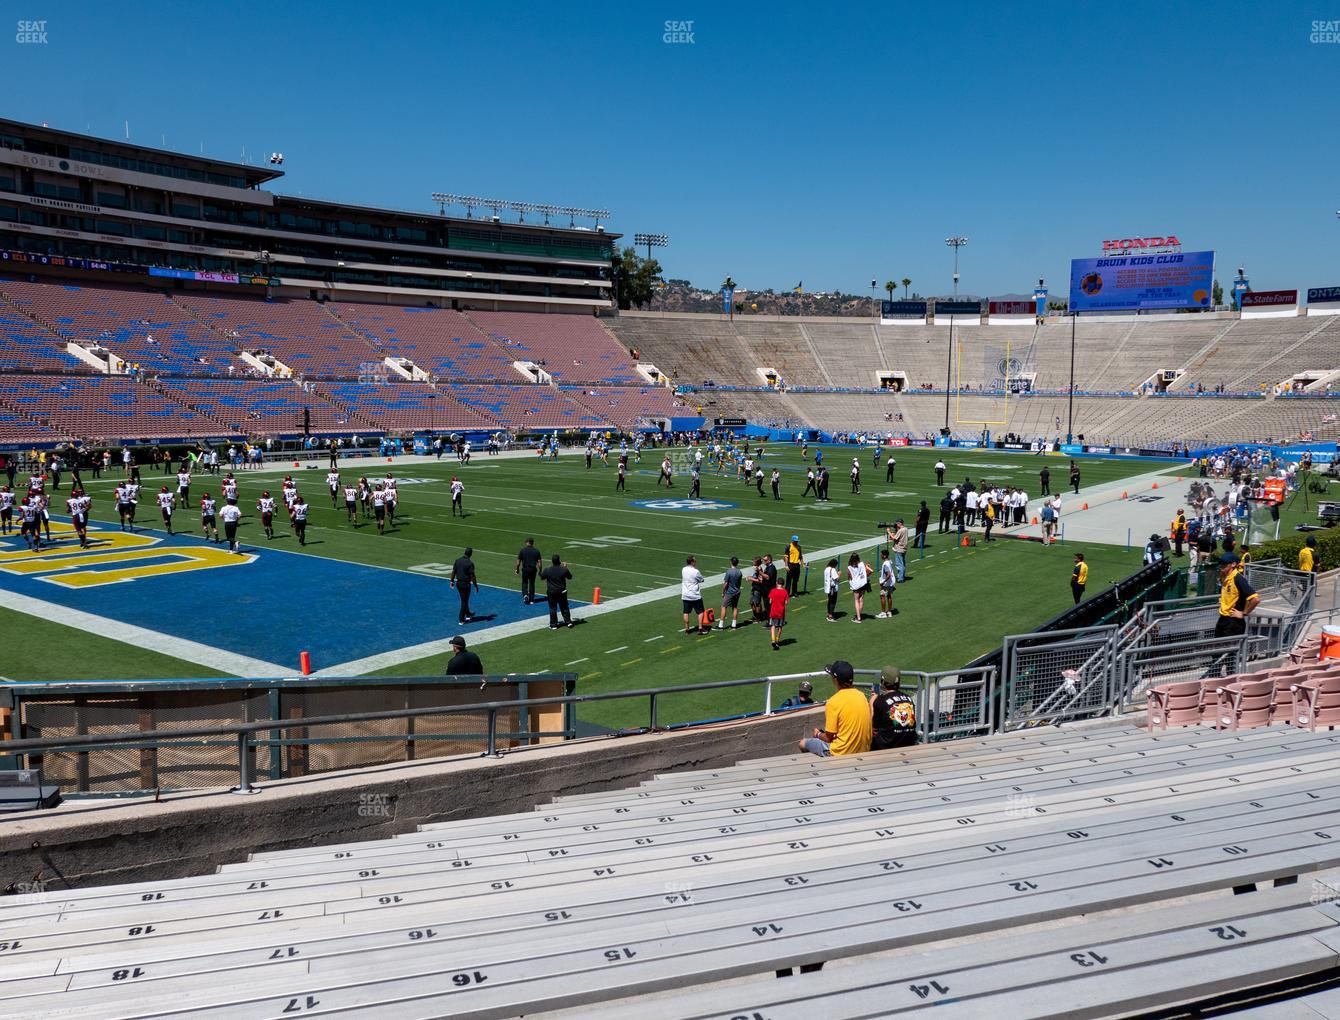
516, 537, 541, 605
451, 546, 479, 624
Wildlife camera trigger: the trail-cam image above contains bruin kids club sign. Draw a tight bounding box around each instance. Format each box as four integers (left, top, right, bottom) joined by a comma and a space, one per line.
1102, 236, 1181, 253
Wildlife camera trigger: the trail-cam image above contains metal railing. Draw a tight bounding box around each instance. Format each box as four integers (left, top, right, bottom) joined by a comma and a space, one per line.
1, 671, 855, 795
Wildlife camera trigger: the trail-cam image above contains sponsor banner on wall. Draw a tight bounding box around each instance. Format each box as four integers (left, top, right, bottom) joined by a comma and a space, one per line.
989, 300, 1035, 315
1308, 286, 1340, 304
909, 438, 934, 447
881, 299, 928, 319
887, 437, 909, 447
1240, 289, 1298, 308
934, 301, 982, 317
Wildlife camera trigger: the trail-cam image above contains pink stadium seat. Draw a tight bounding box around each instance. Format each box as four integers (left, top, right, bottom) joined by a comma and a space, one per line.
1291, 674, 1340, 732
1147, 681, 1207, 731
1213, 678, 1276, 731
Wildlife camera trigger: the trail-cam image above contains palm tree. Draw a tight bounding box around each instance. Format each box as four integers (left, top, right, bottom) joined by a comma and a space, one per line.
884, 280, 896, 303
901, 277, 912, 299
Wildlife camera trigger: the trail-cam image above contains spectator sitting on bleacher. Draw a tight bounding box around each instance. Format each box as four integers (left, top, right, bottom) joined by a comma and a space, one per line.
799, 661, 872, 758
869, 667, 917, 751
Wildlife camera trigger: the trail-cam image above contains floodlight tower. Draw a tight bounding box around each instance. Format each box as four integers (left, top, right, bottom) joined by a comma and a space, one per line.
945, 236, 969, 297
633, 233, 668, 262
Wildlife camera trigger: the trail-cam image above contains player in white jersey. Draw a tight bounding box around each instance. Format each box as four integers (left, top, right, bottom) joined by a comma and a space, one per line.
281, 474, 296, 506
123, 480, 140, 532
326, 470, 341, 508
66, 487, 91, 548
199, 493, 219, 543
384, 483, 398, 525
283, 486, 299, 524
28, 471, 44, 493
343, 483, 358, 524
176, 468, 191, 507
219, 499, 243, 554
18, 495, 41, 550
256, 491, 277, 540
157, 486, 176, 533
0, 485, 13, 535
450, 476, 465, 517
221, 473, 238, 502
35, 490, 52, 541
371, 485, 387, 534
291, 495, 310, 546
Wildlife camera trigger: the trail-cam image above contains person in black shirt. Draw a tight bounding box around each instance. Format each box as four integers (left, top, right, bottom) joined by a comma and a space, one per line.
516, 537, 542, 605
445, 635, 483, 676
869, 667, 917, 750
541, 554, 574, 629
1039, 465, 1050, 496
451, 547, 479, 624
1069, 462, 1081, 494
762, 553, 778, 593
914, 500, 930, 549
938, 493, 953, 534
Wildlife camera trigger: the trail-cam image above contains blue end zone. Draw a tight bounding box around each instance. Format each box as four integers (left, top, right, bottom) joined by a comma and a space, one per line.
0, 524, 580, 670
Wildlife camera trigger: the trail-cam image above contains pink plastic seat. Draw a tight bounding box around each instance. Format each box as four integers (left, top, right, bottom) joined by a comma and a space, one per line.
1147, 681, 1207, 731
1292, 674, 1340, 732
1214, 679, 1276, 731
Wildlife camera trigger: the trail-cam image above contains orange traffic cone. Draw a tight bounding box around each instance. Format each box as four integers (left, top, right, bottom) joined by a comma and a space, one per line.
1121, 491, 1128, 499
1030, 516, 1038, 525
960, 535, 970, 547
1082, 502, 1089, 510
1152, 482, 1159, 489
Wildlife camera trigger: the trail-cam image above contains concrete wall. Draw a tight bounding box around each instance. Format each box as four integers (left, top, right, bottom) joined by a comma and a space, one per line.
0, 707, 821, 892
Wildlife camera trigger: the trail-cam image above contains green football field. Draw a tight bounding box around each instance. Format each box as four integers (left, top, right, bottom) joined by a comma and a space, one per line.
0, 443, 1172, 730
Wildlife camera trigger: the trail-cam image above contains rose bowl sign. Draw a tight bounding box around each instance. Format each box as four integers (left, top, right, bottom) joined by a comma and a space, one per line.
1102, 235, 1181, 254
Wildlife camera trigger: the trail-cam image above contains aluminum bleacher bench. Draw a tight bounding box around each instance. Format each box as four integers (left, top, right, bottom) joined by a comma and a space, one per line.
5, 725, 1340, 1018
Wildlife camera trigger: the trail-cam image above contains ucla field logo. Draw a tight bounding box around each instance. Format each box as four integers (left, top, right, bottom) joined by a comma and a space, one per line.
631, 498, 738, 512
0, 522, 254, 588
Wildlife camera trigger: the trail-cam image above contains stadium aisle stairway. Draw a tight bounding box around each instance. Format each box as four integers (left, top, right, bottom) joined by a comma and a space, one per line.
4, 724, 1340, 1017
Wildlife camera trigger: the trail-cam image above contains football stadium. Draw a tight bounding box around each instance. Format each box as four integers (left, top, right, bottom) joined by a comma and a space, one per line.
4, 5, 1340, 1017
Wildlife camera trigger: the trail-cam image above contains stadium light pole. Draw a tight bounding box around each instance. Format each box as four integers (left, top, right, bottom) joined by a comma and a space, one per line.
945, 236, 969, 298
633, 233, 668, 263
1067, 311, 1077, 443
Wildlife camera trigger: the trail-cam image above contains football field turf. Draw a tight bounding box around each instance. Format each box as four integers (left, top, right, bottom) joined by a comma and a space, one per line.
0, 444, 1171, 730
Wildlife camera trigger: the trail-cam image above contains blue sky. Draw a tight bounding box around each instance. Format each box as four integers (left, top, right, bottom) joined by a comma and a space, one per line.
7, 1, 1339, 296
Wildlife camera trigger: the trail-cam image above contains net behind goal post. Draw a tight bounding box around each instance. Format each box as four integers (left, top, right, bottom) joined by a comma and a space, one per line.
955, 337, 1019, 426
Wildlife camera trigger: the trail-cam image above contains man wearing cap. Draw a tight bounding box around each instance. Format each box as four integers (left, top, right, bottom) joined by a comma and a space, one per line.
1299, 536, 1318, 574
886, 519, 909, 583
539, 554, 574, 629
445, 635, 483, 676
779, 680, 815, 710
785, 536, 805, 597
799, 661, 872, 757
1213, 553, 1259, 675
869, 667, 918, 750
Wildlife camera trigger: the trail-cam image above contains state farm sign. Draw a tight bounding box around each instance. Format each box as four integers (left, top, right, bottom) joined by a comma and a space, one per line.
1102, 235, 1181, 253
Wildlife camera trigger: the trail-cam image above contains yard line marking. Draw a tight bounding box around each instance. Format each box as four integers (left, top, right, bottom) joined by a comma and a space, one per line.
584, 671, 602, 679
605, 645, 629, 654
660, 645, 682, 654
643, 634, 664, 643
621, 658, 642, 667
565, 658, 589, 666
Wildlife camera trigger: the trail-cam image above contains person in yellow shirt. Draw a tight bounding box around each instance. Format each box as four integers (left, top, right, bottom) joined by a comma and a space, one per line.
785, 535, 805, 596
1298, 536, 1317, 574
1071, 552, 1088, 604
799, 660, 872, 757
